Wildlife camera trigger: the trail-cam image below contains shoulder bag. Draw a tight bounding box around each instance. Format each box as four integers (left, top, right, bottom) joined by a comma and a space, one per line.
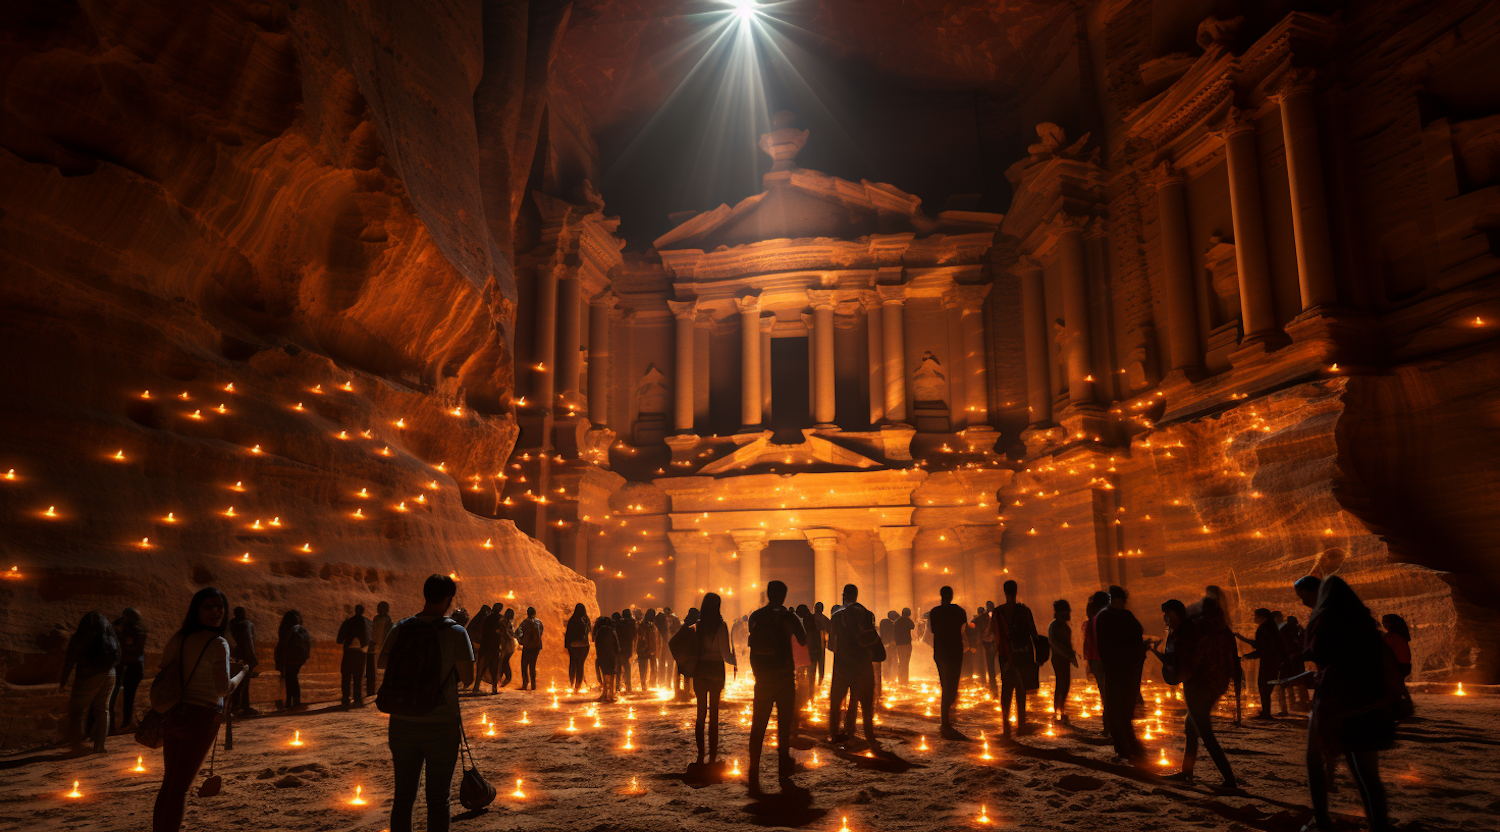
457, 716, 496, 810
137, 635, 215, 749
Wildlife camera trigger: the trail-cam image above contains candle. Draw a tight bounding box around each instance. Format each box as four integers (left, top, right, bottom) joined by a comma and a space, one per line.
511, 779, 526, 798
113, 450, 125, 461
131, 756, 146, 773
839, 815, 851, 832
730, 759, 741, 776
65, 781, 83, 799
622, 728, 634, 750
978, 804, 991, 824
289, 730, 303, 746
917, 736, 929, 751
1158, 748, 1170, 766
980, 739, 993, 761
566, 716, 576, 732
519, 710, 529, 724
348, 785, 366, 805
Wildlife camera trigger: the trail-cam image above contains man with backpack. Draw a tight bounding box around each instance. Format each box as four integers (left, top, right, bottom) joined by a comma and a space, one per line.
377, 574, 475, 832
616, 609, 636, 693
994, 580, 1039, 737
336, 604, 373, 708
517, 607, 544, 691
746, 580, 807, 793
828, 584, 882, 751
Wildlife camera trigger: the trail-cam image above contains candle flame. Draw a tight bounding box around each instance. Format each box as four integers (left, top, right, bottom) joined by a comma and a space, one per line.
519, 710, 529, 724
290, 730, 303, 746
348, 785, 366, 805
511, 779, 526, 798
918, 736, 929, 751
45, 506, 57, 517
240, 553, 251, 563
66, 781, 83, 798
113, 450, 125, 461
132, 756, 146, 773
730, 759, 741, 776
978, 805, 991, 824
1457, 682, 1466, 696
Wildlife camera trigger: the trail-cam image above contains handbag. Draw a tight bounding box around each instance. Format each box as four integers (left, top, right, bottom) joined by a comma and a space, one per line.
197, 715, 223, 798
457, 718, 495, 810
137, 635, 214, 749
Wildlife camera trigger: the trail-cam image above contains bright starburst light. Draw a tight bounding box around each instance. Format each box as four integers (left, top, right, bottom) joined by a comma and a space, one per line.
731, 0, 759, 22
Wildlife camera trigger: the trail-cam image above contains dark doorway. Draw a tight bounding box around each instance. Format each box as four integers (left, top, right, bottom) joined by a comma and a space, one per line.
762, 539, 816, 610
770, 336, 811, 436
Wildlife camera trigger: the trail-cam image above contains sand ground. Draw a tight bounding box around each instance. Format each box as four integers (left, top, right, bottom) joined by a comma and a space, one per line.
2, 675, 1494, 832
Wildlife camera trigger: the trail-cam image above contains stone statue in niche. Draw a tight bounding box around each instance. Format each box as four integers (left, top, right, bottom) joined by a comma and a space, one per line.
757, 110, 810, 172
912, 351, 948, 405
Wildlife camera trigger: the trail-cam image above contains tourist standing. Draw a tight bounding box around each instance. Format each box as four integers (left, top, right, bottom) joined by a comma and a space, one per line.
636, 609, 660, 689
369, 601, 394, 697
60, 611, 119, 754
1382, 614, 1414, 716
1281, 614, 1309, 712
377, 574, 475, 832
928, 586, 970, 741
110, 607, 147, 729
565, 603, 592, 693
812, 602, 831, 686
617, 608, 637, 693
994, 580, 1039, 737
497, 608, 516, 687
828, 584, 881, 750
746, 581, 807, 792
336, 604, 372, 707
1237, 608, 1287, 719
593, 616, 619, 702
1155, 598, 1237, 789
1048, 599, 1078, 721
894, 608, 915, 687
274, 610, 311, 710
228, 607, 258, 715
1082, 591, 1109, 730
152, 588, 246, 832
1095, 585, 1146, 762
517, 606, 544, 691
977, 602, 997, 698
693, 593, 735, 766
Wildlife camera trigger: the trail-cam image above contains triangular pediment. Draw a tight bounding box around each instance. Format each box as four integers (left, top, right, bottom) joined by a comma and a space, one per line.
697, 430, 886, 475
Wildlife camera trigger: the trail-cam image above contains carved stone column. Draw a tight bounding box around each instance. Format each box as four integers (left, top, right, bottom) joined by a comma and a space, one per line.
759, 315, 774, 420
737, 295, 763, 428
1221, 109, 1279, 343
668, 531, 709, 618
878, 526, 919, 616
556, 274, 583, 408
947, 284, 992, 423
1018, 258, 1052, 426
808, 289, 837, 426
860, 291, 885, 424
1154, 163, 1202, 373
531, 265, 561, 407
587, 291, 614, 426
805, 530, 840, 610
667, 299, 697, 432
877, 284, 908, 423
730, 530, 768, 613
1057, 217, 1095, 405
1278, 74, 1339, 311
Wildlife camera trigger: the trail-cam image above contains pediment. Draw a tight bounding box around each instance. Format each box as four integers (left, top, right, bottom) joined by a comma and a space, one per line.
697, 430, 886, 475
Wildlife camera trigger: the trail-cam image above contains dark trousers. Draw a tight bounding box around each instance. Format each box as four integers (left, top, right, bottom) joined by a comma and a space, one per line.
341, 649, 365, 704
231, 671, 252, 711
283, 662, 304, 708
1184, 685, 1235, 784
983, 641, 999, 694
935, 651, 962, 729
520, 647, 541, 690
693, 672, 724, 761
749, 671, 796, 775
895, 643, 912, 686
813, 647, 825, 685
499, 651, 513, 687
111, 662, 145, 727
1001, 665, 1027, 730
1308, 742, 1388, 828
637, 653, 655, 689
1051, 661, 1071, 716
829, 669, 875, 742
567, 645, 589, 690
389, 717, 460, 832
619, 650, 633, 690
1088, 659, 1108, 729
1102, 665, 1143, 758
366, 652, 378, 696
1256, 670, 1276, 716
152, 704, 221, 832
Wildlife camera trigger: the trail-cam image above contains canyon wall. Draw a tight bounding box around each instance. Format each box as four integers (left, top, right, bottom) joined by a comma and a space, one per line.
0, 0, 595, 750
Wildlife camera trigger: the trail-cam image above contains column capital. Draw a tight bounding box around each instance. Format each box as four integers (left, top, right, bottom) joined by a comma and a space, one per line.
799, 311, 815, 329
729, 529, 768, 551
942, 283, 991, 312
875, 284, 907, 305
803, 527, 840, 549
807, 289, 836, 311
857, 290, 882, 311
694, 308, 715, 327
667, 298, 698, 320
1015, 255, 1045, 275
1084, 216, 1110, 241
1046, 212, 1090, 238
758, 314, 776, 332
735, 293, 762, 314
1273, 65, 1320, 100
667, 530, 714, 552
1216, 105, 1257, 139
876, 525, 919, 550
1149, 160, 1184, 190
588, 289, 617, 308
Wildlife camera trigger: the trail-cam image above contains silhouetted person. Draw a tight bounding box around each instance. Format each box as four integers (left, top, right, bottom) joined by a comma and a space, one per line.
1154, 598, 1237, 789
1237, 607, 1286, 719
274, 610, 311, 710
656, 606, 674, 682
1281, 614, 1309, 712
878, 611, 896, 698
617, 608, 637, 692
1083, 590, 1109, 728
1382, 614, 1413, 717
337, 604, 372, 707
794, 604, 815, 713
110, 607, 147, 729
377, 574, 475, 832
994, 580, 1038, 736
693, 593, 736, 765
229, 606, 258, 715
928, 585, 970, 741
369, 601, 393, 697
1095, 585, 1146, 762
152, 588, 246, 832
518, 607, 544, 690
1299, 575, 1394, 832
474, 607, 502, 694
829, 584, 880, 750
61, 610, 119, 754
1048, 599, 1078, 721
975, 602, 997, 697
497, 608, 516, 687
638, 608, 660, 689
812, 601, 830, 685
894, 607, 915, 686
565, 603, 592, 692
747, 580, 807, 792
593, 616, 619, 702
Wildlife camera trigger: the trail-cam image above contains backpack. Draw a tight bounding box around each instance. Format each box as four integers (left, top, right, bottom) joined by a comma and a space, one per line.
748, 610, 794, 672
376, 617, 455, 717
669, 623, 699, 677
518, 618, 542, 649
288, 625, 312, 665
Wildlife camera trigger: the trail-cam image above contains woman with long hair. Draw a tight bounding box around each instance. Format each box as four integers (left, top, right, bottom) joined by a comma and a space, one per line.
1303, 576, 1395, 832
110, 607, 147, 730
274, 610, 311, 710
593, 616, 619, 703
152, 587, 247, 832
1381, 614, 1414, 717
693, 592, 736, 767
61, 610, 120, 754
565, 603, 592, 693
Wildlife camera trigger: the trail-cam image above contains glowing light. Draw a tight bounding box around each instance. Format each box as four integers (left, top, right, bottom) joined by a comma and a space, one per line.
44, 506, 57, 518
139, 538, 151, 549
1158, 748, 1170, 766
299, 543, 311, 553
338, 431, 348, 440
232, 481, 245, 492
65, 781, 83, 799
164, 512, 177, 523
353, 509, 364, 519
622, 727, 634, 750
978, 804, 991, 824
3, 469, 13, 480
341, 381, 353, 392
224, 383, 235, 393
519, 710, 530, 724
358, 488, 368, 498
566, 716, 577, 732
251, 444, 262, 454
289, 730, 304, 747
730, 759, 741, 776
839, 816, 851, 832
1457, 682, 1466, 696
731, 0, 758, 22
980, 739, 993, 761
239, 553, 251, 563
482, 538, 493, 548
917, 735, 929, 751
270, 517, 281, 527
132, 756, 147, 772
140, 390, 151, 399
348, 785, 366, 806
113, 450, 125, 461
511, 779, 526, 799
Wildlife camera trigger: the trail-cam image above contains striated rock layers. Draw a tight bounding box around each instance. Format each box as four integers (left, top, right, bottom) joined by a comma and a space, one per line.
0, 0, 595, 750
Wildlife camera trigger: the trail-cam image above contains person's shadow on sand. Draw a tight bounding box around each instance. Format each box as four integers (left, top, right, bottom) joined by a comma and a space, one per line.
743, 782, 823, 828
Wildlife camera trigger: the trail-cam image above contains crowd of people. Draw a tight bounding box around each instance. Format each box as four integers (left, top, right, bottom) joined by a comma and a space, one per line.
54, 550, 1417, 832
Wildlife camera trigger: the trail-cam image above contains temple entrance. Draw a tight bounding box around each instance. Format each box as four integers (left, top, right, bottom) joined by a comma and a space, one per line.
769, 336, 811, 436
761, 538, 816, 610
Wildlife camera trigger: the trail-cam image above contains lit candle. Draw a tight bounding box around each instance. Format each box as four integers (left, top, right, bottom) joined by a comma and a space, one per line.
622, 727, 634, 750
348, 785, 366, 805
1457, 682, 1466, 696
299, 543, 311, 553
65, 781, 83, 799
1158, 748, 1170, 766
290, 730, 303, 746
519, 710, 529, 724
239, 553, 251, 563
132, 756, 146, 773
566, 717, 576, 732
978, 804, 991, 824
917, 736, 929, 751
511, 779, 526, 798
138, 538, 150, 549
730, 759, 741, 776
44, 506, 57, 518
113, 450, 125, 461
